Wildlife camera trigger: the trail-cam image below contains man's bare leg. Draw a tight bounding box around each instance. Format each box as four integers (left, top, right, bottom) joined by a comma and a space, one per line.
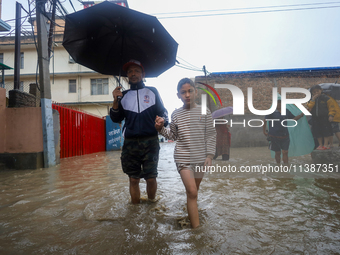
129, 177, 140, 204
275, 151, 281, 164
282, 150, 289, 164
146, 178, 157, 200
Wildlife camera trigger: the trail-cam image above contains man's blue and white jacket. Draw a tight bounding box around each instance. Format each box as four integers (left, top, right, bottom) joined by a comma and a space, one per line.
110, 81, 168, 138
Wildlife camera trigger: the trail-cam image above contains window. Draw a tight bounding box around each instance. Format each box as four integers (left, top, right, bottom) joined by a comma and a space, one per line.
20, 81, 24, 91
91, 78, 109, 95
20, 52, 24, 69
0, 53, 3, 63
69, 79, 76, 93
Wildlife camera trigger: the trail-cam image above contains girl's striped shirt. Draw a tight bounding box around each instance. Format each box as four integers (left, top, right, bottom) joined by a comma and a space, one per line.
159, 105, 216, 164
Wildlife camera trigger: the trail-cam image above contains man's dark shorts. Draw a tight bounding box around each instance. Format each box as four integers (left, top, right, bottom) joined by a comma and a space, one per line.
121, 136, 160, 179
269, 135, 290, 152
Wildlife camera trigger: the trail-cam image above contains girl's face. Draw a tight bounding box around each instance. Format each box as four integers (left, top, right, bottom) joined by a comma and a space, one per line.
177, 83, 197, 108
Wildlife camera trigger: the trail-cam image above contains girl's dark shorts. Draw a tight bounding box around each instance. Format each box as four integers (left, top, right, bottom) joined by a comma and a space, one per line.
121, 136, 160, 179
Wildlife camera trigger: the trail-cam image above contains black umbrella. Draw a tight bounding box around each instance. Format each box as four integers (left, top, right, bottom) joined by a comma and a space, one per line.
62, 2, 178, 78
319, 83, 340, 100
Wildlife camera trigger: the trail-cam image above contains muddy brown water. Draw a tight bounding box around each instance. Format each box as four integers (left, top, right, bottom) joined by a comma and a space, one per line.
0, 143, 339, 254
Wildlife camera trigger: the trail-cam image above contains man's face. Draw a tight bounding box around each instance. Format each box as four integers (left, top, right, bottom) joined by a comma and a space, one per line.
126, 64, 144, 84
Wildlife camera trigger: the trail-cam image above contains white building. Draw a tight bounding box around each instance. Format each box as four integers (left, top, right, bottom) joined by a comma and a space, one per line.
0, 13, 129, 117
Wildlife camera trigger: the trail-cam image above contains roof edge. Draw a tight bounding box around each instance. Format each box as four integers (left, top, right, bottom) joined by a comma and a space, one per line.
210, 66, 340, 76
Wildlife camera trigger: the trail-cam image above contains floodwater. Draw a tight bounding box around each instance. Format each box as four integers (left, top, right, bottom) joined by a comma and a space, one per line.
0, 143, 339, 254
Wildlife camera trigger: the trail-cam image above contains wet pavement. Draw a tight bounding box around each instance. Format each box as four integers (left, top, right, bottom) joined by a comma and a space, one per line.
0, 142, 339, 254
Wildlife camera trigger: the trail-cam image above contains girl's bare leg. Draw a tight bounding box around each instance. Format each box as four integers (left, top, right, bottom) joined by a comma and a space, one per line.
180, 169, 200, 228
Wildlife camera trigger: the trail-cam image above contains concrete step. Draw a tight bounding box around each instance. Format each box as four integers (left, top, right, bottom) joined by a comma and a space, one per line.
311, 147, 340, 166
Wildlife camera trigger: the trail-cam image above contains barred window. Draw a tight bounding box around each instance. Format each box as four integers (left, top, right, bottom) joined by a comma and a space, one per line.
0, 53, 3, 63
91, 78, 109, 95
69, 79, 76, 93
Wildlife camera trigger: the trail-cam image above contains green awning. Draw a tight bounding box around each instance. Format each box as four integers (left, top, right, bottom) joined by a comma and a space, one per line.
0, 63, 13, 70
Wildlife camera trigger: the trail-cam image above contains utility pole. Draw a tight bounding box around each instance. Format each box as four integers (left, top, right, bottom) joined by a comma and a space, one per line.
36, 0, 56, 167
203, 65, 213, 111
13, 1, 21, 90
48, 0, 57, 59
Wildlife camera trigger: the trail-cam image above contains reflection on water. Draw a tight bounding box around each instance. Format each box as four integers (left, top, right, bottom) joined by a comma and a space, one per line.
0, 143, 339, 254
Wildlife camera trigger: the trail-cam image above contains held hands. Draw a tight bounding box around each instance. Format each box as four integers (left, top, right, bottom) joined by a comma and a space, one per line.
155, 115, 164, 132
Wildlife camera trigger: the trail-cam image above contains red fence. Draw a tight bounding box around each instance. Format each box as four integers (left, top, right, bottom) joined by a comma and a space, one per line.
52, 103, 106, 158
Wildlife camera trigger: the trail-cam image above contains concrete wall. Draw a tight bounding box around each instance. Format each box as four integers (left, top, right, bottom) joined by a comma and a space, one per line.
227, 114, 267, 148
4, 107, 43, 153
0, 87, 44, 169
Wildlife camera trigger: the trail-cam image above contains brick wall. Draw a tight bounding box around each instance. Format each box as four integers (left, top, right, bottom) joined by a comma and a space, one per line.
196, 68, 340, 114
195, 68, 340, 147
8, 89, 36, 108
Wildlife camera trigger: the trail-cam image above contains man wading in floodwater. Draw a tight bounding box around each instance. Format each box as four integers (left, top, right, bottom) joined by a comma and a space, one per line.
110, 60, 168, 204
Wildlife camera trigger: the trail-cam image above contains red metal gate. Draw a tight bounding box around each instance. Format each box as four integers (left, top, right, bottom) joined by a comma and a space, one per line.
52, 103, 106, 158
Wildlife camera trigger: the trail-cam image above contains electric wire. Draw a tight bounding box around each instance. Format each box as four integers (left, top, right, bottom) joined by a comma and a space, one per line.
0, 11, 32, 38
28, 0, 40, 91
152, 1, 340, 15
157, 5, 340, 19
175, 64, 203, 72
177, 57, 202, 70
68, 0, 77, 12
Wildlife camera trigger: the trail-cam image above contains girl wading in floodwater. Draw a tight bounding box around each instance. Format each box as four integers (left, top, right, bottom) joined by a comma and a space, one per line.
155, 78, 216, 228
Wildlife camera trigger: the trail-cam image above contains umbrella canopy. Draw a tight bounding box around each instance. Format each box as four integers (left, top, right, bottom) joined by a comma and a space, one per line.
212, 107, 233, 119
318, 83, 340, 100
63, 2, 178, 78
